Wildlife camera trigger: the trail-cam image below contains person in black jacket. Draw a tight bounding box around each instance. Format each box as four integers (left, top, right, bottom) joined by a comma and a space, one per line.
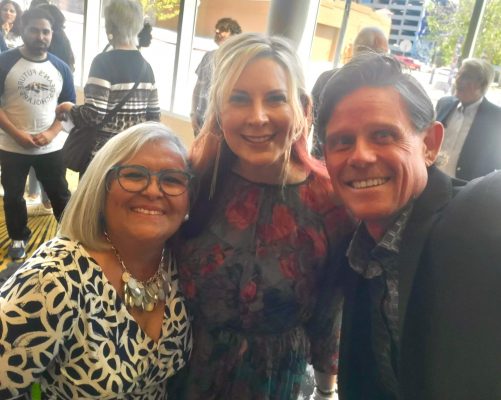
435, 58, 501, 180
317, 52, 501, 400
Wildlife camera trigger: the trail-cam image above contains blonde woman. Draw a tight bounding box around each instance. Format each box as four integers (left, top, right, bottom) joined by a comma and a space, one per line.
177, 33, 353, 399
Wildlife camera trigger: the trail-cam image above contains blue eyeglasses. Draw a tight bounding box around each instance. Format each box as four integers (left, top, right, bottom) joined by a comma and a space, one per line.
109, 165, 193, 196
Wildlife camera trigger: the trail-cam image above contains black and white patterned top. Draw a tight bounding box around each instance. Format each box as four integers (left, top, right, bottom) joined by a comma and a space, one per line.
0, 237, 192, 399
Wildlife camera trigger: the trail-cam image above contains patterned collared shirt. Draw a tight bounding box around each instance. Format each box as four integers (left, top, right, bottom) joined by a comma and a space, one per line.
347, 203, 413, 394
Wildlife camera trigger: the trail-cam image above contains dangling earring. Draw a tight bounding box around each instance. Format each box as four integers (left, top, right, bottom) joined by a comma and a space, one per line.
184, 213, 190, 221
107, 33, 113, 42
209, 139, 222, 200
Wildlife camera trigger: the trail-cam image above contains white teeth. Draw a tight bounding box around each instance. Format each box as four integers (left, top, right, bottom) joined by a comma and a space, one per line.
243, 135, 273, 143
132, 208, 163, 215
351, 178, 388, 189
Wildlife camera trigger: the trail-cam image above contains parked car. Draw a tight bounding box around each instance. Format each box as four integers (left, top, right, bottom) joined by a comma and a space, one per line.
395, 55, 421, 71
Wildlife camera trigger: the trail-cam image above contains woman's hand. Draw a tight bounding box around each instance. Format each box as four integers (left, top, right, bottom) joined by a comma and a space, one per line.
55, 102, 74, 121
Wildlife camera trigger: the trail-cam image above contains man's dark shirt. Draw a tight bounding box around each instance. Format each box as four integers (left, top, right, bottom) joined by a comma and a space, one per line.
346, 204, 413, 396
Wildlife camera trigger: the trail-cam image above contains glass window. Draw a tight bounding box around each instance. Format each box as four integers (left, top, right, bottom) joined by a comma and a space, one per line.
140, 3, 181, 111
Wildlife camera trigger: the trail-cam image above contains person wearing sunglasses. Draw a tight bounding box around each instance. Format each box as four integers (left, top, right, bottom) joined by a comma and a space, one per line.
0, 122, 192, 399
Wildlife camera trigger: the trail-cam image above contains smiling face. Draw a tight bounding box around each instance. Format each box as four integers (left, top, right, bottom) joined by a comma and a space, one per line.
105, 140, 189, 248
219, 57, 294, 182
324, 86, 442, 240
1, 2, 16, 25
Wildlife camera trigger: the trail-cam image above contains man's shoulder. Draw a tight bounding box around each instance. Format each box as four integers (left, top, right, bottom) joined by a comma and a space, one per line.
436, 95, 457, 108
433, 171, 501, 240
196, 50, 215, 71
0, 48, 22, 66
312, 69, 338, 97
479, 97, 501, 116
47, 52, 72, 75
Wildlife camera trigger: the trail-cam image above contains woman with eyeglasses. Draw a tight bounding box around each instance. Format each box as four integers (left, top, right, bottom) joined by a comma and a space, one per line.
175, 33, 353, 400
0, 122, 192, 399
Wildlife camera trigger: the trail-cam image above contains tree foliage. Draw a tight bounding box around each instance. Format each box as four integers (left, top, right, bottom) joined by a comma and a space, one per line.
140, 0, 180, 22
427, 0, 501, 66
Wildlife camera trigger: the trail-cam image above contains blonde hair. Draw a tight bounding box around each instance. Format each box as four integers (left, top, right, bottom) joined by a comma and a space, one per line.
190, 33, 310, 182
59, 122, 189, 251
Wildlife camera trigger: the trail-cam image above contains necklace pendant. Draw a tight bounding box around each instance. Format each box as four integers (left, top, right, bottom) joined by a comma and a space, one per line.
122, 271, 131, 283
133, 294, 143, 307
127, 277, 138, 290
124, 288, 130, 307
146, 282, 158, 298
105, 231, 171, 312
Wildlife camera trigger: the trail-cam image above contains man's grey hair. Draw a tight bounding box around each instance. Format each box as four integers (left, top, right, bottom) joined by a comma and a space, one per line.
59, 122, 189, 251
104, 0, 144, 47
460, 58, 495, 96
317, 52, 434, 143
353, 26, 388, 55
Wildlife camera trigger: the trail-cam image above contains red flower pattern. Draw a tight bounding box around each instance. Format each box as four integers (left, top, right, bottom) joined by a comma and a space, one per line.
305, 227, 327, 258
260, 204, 297, 243
225, 187, 260, 230
279, 253, 299, 279
240, 280, 257, 302
298, 178, 333, 213
200, 244, 226, 276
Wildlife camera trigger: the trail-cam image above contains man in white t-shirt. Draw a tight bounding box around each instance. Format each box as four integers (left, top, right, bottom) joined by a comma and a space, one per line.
0, 7, 75, 259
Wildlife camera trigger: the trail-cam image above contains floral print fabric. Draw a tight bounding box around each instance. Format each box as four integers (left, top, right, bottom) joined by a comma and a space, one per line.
178, 172, 352, 399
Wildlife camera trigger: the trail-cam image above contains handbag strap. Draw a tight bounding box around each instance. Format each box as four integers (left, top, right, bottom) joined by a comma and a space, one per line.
97, 58, 147, 128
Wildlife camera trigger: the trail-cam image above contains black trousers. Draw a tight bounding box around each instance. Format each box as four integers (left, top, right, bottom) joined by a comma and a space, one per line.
0, 149, 70, 240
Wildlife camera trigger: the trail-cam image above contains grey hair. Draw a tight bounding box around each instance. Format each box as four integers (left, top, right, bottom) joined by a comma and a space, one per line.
59, 122, 189, 251
353, 26, 388, 55
104, 0, 143, 47
317, 52, 434, 143
460, 58, 495, 95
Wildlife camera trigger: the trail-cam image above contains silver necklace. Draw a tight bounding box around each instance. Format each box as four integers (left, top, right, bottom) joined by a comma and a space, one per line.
104, 232, 171, 312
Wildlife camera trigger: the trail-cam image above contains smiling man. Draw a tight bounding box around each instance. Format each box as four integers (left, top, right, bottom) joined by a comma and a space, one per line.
317, 53, 501, 400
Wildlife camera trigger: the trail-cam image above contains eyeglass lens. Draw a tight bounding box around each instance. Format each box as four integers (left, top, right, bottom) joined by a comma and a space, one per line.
117, 166, 190, 196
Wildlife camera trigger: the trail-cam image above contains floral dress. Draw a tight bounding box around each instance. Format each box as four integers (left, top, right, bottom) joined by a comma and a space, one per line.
177, 172, 353, 400
0, 238, 192, 399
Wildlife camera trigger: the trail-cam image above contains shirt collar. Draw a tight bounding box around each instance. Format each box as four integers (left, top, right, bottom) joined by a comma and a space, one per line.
347, 203, 414, 278
459, 96, 483, 113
